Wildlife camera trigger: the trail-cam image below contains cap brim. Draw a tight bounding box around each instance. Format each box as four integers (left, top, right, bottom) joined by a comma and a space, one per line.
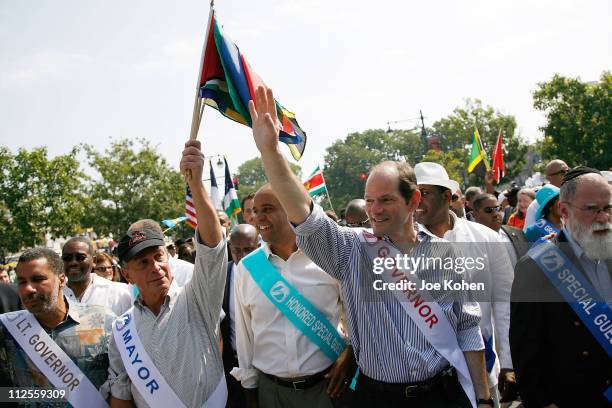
121, 239, 166, 263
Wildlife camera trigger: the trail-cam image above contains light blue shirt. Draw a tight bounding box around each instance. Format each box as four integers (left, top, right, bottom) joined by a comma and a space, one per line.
564, 227, 612, 305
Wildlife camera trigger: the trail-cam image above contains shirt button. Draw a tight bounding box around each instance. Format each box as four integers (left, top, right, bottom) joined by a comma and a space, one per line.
573, 321, 580, 327
582, 351, 589, 357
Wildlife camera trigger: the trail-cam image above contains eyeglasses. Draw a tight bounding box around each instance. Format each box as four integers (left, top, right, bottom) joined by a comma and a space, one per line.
482, 206, 502, 214
565, 203, 612, 216
451, 194, 459, 202
547, 169, 568, 177
94, 266, 114, 272
61, 253, 88, 262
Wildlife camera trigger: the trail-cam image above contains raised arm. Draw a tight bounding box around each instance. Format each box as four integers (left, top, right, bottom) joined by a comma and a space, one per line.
180, 140, 223, 247
249, 86, 311, 224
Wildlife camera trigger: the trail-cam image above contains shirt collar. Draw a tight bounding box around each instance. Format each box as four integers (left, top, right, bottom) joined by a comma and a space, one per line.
260, 240, 301, 261
64, 296, 81, 324
134, 278, 179, 310
417, 211, 456, 241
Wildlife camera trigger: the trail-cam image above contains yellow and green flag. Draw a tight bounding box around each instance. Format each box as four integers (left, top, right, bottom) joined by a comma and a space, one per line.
467, 129, 490, 177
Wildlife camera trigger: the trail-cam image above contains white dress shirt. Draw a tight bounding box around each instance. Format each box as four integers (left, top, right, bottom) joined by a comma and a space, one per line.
231, 242, 344, 389
63, 273, 132, 316
419, 212, 515, 376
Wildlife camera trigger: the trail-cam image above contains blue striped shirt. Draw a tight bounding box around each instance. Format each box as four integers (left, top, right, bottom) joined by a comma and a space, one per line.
293, 204, 484, 383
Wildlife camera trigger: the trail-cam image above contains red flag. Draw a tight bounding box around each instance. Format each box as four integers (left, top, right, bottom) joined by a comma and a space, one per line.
491, 130, 505, 184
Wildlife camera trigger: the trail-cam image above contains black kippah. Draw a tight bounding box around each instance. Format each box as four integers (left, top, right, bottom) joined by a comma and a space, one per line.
562, 166, 601, 185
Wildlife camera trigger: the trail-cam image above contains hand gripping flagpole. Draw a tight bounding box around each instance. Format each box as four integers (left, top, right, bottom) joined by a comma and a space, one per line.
186, 0, 215, 181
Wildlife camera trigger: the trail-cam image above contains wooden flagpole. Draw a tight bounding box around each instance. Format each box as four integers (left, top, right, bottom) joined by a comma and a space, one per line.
189, 0, 215, 141
185, 1, 214, 182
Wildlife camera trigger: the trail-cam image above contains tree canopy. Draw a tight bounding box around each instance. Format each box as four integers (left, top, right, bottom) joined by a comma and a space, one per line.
323, 129, 422, 211
82, 139, 184, 239
533, 71, 611, 169
0, 146, 87, 256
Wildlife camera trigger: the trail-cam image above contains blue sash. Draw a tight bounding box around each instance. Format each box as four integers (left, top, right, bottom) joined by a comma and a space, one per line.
529, 241, 612, 400
241, 248, 346, 361
528, 218, 559, 243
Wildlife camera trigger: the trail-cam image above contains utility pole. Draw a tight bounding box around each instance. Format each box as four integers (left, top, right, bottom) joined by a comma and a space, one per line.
420, 110, 428, 156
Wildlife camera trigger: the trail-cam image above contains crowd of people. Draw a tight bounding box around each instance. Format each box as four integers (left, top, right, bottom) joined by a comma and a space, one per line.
0, 88, 611, 408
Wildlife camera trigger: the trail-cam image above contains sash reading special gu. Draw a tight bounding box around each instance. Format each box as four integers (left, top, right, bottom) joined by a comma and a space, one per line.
528, 241, 612, 401
0, 310, 108, 408
357, 230, 477, 408
112, 310, 228, 408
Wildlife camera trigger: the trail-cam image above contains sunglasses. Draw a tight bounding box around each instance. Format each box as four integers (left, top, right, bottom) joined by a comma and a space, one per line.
451, 194, 459, 202
482, 206, 502, 214
61, 253, 88, 262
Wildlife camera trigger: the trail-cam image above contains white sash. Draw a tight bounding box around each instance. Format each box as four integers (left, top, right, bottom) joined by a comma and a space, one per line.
0, 310, 108, 408
358, 230, 477, 408
112, 309, 227, 408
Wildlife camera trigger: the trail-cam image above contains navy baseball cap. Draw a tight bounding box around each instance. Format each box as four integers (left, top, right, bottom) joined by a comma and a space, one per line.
118, 229, 166, 264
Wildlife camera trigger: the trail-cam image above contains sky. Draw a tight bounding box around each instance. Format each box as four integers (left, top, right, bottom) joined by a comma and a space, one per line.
0, 0, 610, 180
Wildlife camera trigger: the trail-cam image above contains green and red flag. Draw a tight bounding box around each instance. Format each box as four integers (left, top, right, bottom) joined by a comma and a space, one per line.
303, 165, 327, 197
198, 10, 306, 160
467, 129, 490, 178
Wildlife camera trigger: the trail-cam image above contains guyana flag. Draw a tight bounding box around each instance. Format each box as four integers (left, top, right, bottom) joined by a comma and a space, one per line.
198, 10, 306, 160
303, 165, 327, 197
467, 129, 490, 178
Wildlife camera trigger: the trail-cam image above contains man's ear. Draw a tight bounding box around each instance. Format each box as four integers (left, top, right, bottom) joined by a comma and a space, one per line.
58, 273, 67, 290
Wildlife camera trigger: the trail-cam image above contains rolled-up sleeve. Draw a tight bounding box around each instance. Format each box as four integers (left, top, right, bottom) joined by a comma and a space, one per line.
187, 230, 228, 333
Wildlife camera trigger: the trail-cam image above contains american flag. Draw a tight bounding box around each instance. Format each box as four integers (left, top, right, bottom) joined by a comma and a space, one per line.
185, 186, 197, 228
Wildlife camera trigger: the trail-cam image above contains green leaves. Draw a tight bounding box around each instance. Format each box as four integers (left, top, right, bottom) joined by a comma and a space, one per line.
0, 146, 87, 256
82, 139, 184, 240
533, 72, 611, 169
323, 129, 423, 211
431, 98, 528, 185
236, 156, 301, 199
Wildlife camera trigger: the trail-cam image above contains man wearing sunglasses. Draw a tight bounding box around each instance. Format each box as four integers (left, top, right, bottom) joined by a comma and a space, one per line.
523, 159, 569, 231
510, 167, 611, 407
472, 194, 529, 271
62, 237, 132, 316
415, 162, 515, 406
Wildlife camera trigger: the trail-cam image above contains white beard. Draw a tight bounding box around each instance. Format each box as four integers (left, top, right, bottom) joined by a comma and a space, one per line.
568, 221, 612, 261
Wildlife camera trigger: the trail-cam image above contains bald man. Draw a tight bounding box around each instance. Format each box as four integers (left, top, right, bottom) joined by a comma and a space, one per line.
222, 224, 260, 408
344, 199, 370, 228
524, 159, 569, 231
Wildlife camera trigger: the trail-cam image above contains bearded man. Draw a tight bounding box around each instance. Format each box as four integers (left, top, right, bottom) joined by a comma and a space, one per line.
0, 248, 115, 406
510, 167, 612, 407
